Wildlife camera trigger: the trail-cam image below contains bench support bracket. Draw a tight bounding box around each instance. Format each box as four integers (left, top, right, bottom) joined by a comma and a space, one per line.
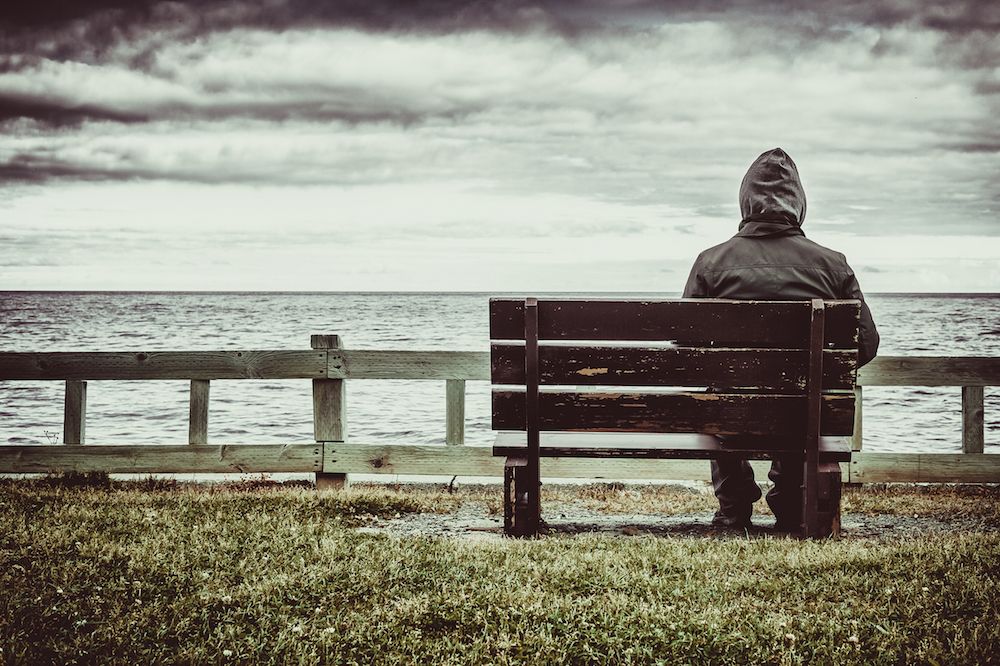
521, 297, 542, 536
802, 299, 826, 538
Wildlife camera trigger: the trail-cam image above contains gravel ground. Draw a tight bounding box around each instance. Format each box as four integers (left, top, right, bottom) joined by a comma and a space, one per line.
355, 501, 1000, 541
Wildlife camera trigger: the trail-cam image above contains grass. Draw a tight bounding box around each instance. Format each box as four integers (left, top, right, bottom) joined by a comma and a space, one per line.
2, 477, 999, 665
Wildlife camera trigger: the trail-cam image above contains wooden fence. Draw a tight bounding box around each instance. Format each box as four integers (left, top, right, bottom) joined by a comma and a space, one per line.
1, 337, 998, 484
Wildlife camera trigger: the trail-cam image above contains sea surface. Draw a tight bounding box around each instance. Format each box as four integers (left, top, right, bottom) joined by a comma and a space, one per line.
1, 292, 998, 456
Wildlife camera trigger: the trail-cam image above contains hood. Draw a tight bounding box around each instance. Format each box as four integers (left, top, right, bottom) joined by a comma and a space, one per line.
737, 147, 806, 238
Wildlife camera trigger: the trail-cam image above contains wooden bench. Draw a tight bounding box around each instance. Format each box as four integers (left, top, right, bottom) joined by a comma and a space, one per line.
489, 297, 860, 538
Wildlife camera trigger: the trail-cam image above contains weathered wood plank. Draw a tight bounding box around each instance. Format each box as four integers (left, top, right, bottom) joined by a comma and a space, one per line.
63, 380, 86, 445
323, 443, 816, 481
851, 386, 863, 452
0, 351, 327, 380
490, 299, 860, 348
446, 379, 465, 446
9, 445, 993, 484
0, 444, 322, 474
492, 432, 851, 461
493, 390, 855, 436
336, 350, 488, 380
188, 379, 209, 445
962, 386, 985, 454
312, 335, 347, 490
310, 335, 340, 351
313, 339, 346, 443
332, 352, 996, 386
4, 351, 997, 386
860, 356, 1000, 387
491, 345, 857, 390
851, 452, 1000, 483
313, 378, 346, 442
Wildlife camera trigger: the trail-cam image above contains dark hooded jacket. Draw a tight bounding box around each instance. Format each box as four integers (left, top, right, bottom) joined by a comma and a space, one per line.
683, 148, 879, 365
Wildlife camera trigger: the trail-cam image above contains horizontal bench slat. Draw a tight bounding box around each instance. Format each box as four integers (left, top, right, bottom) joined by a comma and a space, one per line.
0, 351, 327, 380
492, 390, 855, 436
491, 345, 857, 390
490, 299, 860, 347
492, 432, 851, 461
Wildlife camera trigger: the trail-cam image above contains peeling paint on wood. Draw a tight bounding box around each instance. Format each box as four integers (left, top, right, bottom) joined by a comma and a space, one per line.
492, 390, 855, 436
491, 345, 856, 390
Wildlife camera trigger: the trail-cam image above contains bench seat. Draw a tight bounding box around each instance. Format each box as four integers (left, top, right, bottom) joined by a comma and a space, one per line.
493, 432, 851, 462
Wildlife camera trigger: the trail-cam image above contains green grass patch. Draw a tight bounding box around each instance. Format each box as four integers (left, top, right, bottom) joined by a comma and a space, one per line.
1, 480, 998, 664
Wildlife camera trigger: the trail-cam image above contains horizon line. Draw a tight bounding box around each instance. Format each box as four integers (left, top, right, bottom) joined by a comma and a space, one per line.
3, 290, 999, 297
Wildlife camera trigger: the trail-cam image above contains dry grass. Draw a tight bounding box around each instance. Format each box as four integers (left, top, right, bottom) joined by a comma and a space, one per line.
1, 477, 999, 665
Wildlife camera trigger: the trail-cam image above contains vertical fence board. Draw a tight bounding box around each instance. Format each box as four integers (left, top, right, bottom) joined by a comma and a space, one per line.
312, 335, 347, 490
188, 379, 210, 445
63, 380, 87, 445
446, 379, 465, 446
962, 386, 985, 454
851, 386, 863, 452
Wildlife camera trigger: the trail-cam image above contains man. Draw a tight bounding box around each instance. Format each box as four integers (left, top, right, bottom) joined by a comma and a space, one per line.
682, 147, 879, 530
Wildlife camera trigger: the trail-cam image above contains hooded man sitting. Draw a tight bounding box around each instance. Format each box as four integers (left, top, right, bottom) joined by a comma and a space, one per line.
682, 147, 879, 530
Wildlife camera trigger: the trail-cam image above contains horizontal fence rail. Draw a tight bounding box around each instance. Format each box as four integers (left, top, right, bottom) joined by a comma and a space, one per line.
0, 347, 997, 484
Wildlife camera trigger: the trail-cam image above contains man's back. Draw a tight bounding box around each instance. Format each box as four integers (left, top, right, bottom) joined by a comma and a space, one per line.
687, 233, 856, 299
683, 148, 878, 364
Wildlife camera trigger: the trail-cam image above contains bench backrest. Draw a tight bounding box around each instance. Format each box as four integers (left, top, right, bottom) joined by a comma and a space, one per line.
489, 298, 860, 437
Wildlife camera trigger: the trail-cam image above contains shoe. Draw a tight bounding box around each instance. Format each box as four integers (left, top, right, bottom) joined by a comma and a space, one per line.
711, 511, 751, 530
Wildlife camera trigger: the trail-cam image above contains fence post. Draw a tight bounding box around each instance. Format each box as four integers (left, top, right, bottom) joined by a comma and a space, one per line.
63, 380, 87, 445
446, 379, 465, 446
312, 335, 348, 490
188, 379, 210, 445
962, 386, 985, 454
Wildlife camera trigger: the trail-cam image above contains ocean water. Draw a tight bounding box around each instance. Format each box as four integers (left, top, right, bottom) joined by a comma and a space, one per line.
0, 292, 998, 454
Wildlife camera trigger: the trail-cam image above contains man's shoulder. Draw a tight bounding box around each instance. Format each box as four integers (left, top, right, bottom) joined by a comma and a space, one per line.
693, 237, 739, 264
793, 235, 851, 267
696, 234, 851, 270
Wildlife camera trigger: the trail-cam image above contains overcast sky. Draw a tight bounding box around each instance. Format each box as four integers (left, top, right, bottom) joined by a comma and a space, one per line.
1, 0, 997, 292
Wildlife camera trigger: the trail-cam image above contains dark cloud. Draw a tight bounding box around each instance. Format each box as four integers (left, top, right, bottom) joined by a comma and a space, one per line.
0, 94, 148, 126
0, 152, 315, 185
0, 0, 995, 128
0, 151, 284, 185
2, 0, 998, 48
0, 154, 139, 183
0, 0, 571, 46
0, 90, 473, 128
940, 141, 1000, 154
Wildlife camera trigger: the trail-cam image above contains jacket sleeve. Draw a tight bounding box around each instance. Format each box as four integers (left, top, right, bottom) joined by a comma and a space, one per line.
840, 266, 879, 367
682, 255, 710, 299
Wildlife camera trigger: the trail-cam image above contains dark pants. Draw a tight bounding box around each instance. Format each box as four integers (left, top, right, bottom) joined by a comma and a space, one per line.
711, 437, 804, 524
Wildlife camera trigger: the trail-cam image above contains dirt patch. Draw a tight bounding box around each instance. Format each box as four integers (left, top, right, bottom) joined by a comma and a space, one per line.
355, 500, 1000, 541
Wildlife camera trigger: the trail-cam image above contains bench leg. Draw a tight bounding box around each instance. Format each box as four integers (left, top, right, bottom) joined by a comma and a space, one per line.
503, 456, 540, 537
817, 462, 842, 538
800, 462, 842, 538
503, 457, 518, 535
